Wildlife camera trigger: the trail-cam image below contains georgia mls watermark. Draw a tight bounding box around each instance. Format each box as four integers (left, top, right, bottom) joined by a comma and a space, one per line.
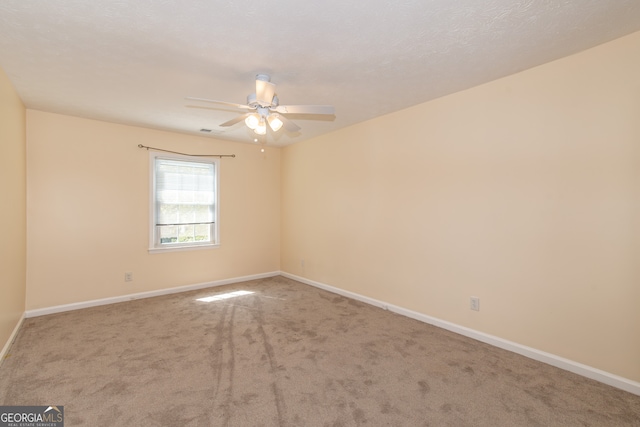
0, 406, 63, 427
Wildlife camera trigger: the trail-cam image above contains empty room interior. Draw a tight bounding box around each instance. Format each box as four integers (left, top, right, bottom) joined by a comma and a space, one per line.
1, 1, 640, 425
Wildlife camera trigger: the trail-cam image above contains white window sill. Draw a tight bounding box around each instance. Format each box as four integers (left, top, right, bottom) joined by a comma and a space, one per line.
148, 243, 220, 254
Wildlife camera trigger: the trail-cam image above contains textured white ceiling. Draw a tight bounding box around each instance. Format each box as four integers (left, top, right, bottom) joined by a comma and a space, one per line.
1, 0, 640, 146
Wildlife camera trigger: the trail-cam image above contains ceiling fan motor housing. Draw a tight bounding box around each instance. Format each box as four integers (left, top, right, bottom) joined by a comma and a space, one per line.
246, 93, 258, 107
247, 92, 277, 109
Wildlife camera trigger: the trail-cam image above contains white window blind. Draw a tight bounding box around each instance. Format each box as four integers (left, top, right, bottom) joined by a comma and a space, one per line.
151, 155, 218, 249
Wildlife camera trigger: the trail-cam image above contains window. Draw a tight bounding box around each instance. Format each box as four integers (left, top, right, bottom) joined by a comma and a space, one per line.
149, 152, 219, 252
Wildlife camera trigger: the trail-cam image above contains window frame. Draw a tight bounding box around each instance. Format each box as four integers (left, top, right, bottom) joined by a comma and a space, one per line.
148, 151, 220, 253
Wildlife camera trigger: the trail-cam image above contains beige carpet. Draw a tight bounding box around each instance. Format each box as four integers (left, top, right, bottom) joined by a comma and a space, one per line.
1, 275, 638, 426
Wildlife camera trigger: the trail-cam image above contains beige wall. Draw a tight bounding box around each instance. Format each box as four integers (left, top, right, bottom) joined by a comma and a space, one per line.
0, 67, 27, 349
26, 111, 280, 310
281, 31, 640, 382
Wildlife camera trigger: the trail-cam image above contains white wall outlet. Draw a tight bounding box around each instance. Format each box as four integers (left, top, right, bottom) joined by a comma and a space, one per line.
125, 272, 133, 282
470, 296, 480, 311
300, 259, 305, 268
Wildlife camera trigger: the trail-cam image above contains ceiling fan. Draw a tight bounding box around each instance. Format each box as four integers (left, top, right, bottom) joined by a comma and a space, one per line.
186, 74, 335, 136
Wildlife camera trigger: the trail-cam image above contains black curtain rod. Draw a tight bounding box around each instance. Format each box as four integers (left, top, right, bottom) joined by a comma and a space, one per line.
138, 144, 236, 158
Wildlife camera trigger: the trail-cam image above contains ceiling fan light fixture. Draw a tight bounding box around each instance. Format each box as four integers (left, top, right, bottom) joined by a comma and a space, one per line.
267, 114, 283, 132
245, 113, 260, 129
254, 117, 267, 135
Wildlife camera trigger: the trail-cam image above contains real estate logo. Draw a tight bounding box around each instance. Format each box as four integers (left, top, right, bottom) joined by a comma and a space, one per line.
0, 406, 64, 427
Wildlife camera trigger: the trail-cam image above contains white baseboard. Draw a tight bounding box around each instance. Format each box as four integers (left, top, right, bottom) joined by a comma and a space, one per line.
281, 271, 640, 397
0, 312, 26, 367
25, 271, 280, 318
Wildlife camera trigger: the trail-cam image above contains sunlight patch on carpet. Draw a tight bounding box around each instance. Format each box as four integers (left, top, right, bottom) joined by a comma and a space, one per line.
196, 290, 255, 302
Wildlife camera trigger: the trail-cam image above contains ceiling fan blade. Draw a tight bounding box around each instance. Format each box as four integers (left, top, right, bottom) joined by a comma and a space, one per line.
278, 115, 301, 132
219, 114, 250, 127
185, 97, 253, 110
274, 104, 335, 115
255, 76, 276, 106
185, 105, 222, 111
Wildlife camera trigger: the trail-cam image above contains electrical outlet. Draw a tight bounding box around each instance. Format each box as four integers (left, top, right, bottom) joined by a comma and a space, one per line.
300, 259, 305, 268
470, 296, 480, 311
125, 272, 133, 282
